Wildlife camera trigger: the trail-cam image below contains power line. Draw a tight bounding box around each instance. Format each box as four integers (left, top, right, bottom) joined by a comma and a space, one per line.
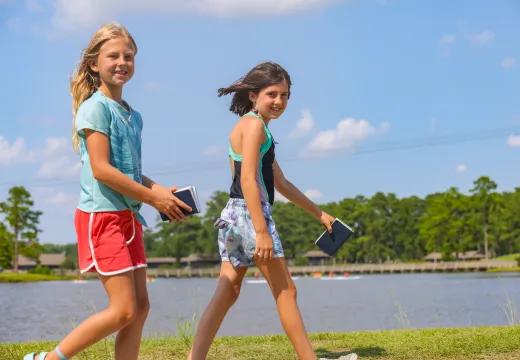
1, 125, 518, 189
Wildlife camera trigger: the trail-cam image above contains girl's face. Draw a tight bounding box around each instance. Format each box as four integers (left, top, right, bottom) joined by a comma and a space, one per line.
89, 37, 135, 88
250, 80, 289, 121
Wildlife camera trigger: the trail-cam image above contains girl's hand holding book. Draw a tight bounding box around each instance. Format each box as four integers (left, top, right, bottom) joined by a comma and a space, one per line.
320, 211, 335, 233
150, 185, 192, 222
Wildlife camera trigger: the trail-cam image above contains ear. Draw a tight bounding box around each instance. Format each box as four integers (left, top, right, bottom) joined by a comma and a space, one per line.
248, 91, 257, 104
88, 59, 99, 73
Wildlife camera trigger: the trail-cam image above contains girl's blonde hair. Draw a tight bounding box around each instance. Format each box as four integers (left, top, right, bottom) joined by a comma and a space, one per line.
70, 23, 138, 152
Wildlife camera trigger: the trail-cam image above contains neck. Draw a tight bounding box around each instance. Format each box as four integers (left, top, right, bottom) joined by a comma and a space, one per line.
98, 83, 124, 106
253, 110, 271, 125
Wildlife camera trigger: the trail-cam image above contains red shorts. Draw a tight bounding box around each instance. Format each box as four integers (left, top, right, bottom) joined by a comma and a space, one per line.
75, 208, 147, 276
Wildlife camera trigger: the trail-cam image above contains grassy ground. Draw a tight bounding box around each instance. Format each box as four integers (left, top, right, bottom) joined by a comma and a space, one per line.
1, 326, 519, 360
0, 273, 76, 283
493, 253, 520, 261
487, 267, 520, 273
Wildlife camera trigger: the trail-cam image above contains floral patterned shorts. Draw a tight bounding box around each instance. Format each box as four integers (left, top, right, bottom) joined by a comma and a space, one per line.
214, 198, 285, 268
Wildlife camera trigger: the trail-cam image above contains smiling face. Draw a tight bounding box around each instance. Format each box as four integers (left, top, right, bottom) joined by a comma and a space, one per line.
249, 80, 290, 121
89, 37, 135, 89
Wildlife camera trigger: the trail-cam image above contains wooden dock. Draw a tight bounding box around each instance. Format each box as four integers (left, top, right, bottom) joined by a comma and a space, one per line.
139, 260, 517, 278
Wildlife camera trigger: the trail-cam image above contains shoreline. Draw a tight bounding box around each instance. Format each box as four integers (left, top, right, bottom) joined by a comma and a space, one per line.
1, 326, 519, 359
1, 267, 519, 283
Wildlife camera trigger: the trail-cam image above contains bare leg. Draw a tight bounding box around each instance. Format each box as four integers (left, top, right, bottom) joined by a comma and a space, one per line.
255, 257, 316, 360
114, 268, 150, 360
37, 271, 137, 360
188, 262, 248, 360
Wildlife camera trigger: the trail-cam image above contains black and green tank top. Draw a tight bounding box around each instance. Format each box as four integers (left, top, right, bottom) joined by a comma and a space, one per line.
228, 111, 275, 206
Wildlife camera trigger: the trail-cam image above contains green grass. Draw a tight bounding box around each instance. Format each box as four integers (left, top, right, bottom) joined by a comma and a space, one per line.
494, 253, 520, 261
0, 273, 76, 283
1, 326, 520, 359
487, 267, 520, 273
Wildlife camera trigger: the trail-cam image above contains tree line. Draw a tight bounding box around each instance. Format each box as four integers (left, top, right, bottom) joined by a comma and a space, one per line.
1, 176, 520, 271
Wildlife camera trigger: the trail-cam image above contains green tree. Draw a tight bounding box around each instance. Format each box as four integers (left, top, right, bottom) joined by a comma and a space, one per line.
199, 191, 229, 255
0, 186, 43, 272
470, 176, 498, 259
0, 223, 13, 269
153, 215, 203, 264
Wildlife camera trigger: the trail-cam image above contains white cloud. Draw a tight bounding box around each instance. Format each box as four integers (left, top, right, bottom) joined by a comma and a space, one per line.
0, 136, 34, 165
305, 117, 388, 156
48, 0, 344, 32
274, 189, 323, 203
289, 109, 314, 139
501, 57, 516, 69
470, 30, 495, 46
38, 156, 81, 179
455, 164, 467, 173
507, 135, 520, 147
379, 121, 390, 133
42, 137, 69, 158
304, 189, 324, 201
47, 191, 78, 206
203, 145, 222, 157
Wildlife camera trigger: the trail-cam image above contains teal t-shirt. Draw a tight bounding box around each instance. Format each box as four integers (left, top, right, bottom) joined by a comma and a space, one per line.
75, 90, 147, 227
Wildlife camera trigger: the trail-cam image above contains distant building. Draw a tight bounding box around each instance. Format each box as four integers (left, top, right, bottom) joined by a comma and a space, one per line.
146, 257, 177, 269
302, 250, 332, 265
16, 253, 66, 270
181, 254, 221, 268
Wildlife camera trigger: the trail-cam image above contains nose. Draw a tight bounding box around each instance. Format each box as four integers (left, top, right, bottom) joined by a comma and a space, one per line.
117, 55, 127, 67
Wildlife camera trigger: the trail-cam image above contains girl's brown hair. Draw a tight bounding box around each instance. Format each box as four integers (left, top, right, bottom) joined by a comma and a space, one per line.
217, 61, 292, 116
70, 23, 138, 152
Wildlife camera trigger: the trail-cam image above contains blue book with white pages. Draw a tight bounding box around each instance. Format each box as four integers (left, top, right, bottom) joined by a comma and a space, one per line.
315, 218, 354, 256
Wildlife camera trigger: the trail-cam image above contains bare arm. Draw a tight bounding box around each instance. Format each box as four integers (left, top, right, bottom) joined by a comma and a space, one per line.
85, 130, 190, 221
86, 130, 156, 205
240, 119, 269, 235
273, 159, 322, 219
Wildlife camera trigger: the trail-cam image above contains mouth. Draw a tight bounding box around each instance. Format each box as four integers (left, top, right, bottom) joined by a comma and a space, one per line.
114, 70, 128, 77
270, 107, 282, 112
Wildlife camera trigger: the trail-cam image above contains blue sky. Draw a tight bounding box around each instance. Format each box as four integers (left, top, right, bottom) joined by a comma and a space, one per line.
0, 0, 519, 245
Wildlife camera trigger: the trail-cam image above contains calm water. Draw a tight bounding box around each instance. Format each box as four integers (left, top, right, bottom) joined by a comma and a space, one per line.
1, 272, 520, 343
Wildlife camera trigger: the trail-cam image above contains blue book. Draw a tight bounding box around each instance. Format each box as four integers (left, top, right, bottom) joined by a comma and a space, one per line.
159, 186, 201, 221
315, 218, 354, 256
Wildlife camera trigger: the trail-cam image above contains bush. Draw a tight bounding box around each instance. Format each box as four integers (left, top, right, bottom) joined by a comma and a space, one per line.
294, 255, 309, 266
516, 255, 520, 267
28, 265, 52, 275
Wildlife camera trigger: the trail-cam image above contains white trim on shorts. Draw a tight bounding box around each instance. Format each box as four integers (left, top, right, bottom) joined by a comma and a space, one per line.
79, 212, 148, 276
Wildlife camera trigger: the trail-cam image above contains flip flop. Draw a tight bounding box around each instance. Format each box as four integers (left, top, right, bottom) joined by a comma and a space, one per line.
23, 352, 48, 360
24, 347, 69, 360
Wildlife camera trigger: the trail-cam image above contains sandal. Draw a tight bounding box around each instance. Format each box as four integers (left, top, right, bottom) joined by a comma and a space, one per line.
24, 347, 69, 360
23, 353, 48, 360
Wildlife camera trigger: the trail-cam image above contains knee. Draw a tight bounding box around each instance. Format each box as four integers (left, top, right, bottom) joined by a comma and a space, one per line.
275, 281, 297, 302
219, 280, 242, 306
112, 302, 137, 327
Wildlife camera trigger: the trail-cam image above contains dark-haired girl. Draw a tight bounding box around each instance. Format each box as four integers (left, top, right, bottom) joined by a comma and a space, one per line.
188, 62, 358, 360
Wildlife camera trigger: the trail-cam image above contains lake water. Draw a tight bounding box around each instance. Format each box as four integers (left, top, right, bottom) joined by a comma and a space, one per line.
1, 272, 519, 343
